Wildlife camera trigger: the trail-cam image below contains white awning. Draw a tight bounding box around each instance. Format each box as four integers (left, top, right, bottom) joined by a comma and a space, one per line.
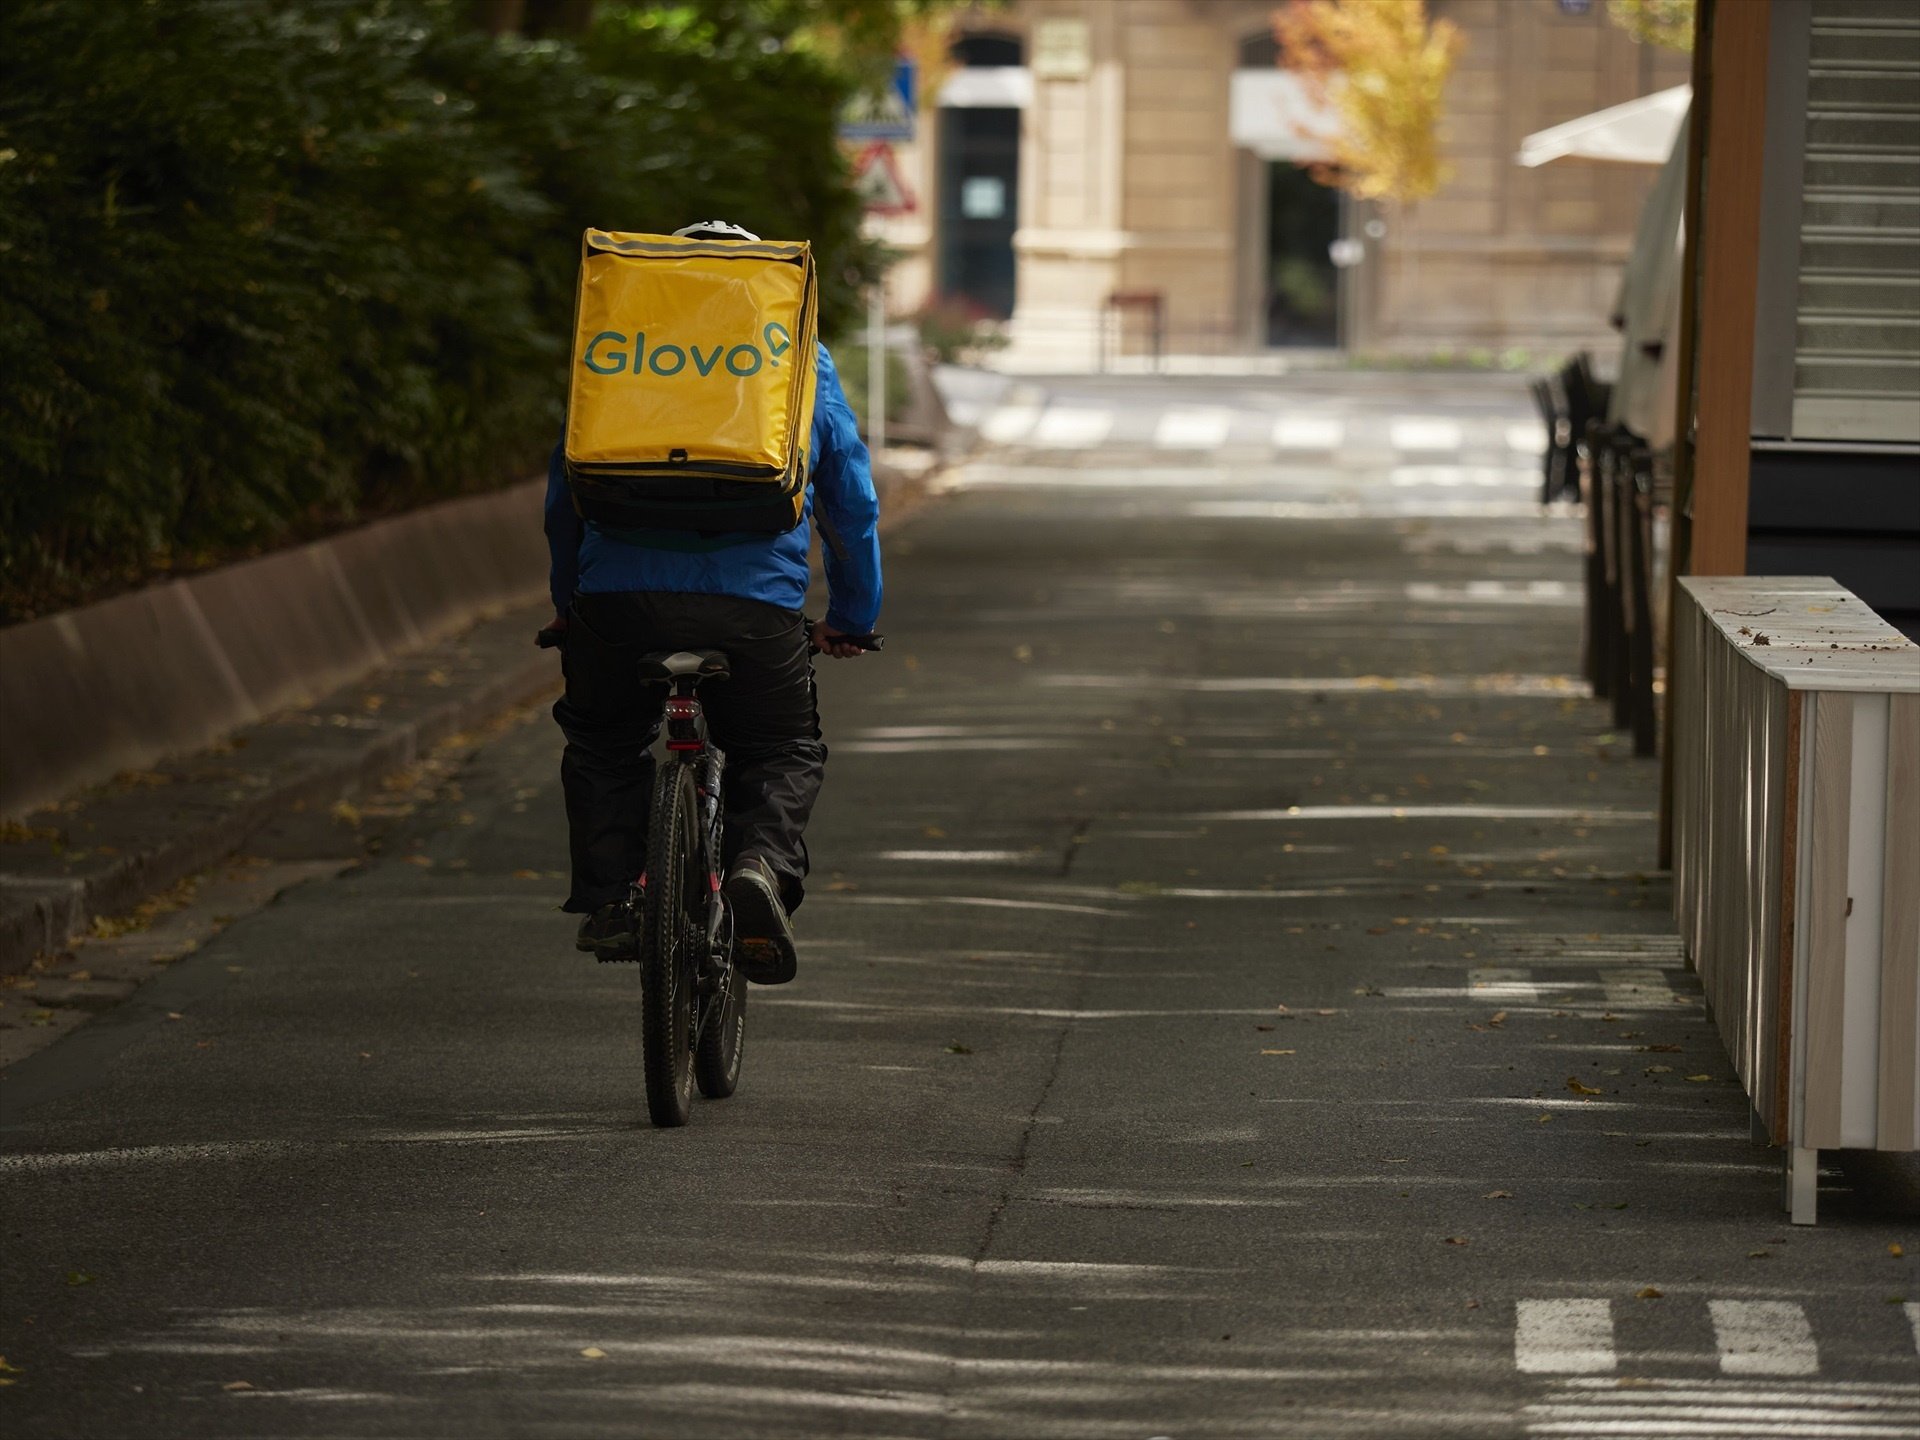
1230, 70, 1340, 163
1517, 84, 1691, 167
937, 67, 1033, 110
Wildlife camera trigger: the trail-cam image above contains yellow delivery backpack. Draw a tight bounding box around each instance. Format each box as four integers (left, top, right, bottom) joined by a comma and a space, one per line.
563, 229, 819, 535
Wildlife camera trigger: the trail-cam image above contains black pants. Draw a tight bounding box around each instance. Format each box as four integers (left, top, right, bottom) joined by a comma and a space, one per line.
554, 592, 825, 915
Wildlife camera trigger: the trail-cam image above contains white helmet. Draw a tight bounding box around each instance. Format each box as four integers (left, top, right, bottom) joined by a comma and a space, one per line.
672, 220, 761, 241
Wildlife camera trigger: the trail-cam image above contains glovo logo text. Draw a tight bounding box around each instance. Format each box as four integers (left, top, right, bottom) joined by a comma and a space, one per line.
583, 322, 792, 379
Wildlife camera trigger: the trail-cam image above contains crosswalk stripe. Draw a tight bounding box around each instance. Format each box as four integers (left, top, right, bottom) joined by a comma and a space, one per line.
1272, 415, 1344, 451
1904, 1302, 1920, 1356
1517, 1299, 1616, 1373
980, 404, 1039, 443
1390, 417, 1464, 451
1710, 1300, 1821, 1376
1154, 407, 1233, 449
1031, 407, 1113, 448
1508, 420, 1548, 453
1471, 967, 1543, 1005
1527, 1379, 1920, 1439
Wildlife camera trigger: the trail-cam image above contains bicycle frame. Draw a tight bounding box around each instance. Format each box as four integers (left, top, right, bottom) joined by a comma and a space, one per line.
658, 676, 732, 991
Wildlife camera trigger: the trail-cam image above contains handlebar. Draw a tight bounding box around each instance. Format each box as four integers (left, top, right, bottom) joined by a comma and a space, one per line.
806, 618, 884, 654
540, 621, 882, 653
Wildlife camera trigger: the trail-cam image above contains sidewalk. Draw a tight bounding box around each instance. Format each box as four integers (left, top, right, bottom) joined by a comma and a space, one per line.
0, 601, 560, 977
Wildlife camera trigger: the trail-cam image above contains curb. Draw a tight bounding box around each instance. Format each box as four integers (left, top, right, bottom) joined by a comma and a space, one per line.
0, 643, 558, 975
0, 443, 952, 977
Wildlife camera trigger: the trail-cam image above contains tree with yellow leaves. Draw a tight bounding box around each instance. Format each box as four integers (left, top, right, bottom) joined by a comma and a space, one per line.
1273, 0, 1463, 205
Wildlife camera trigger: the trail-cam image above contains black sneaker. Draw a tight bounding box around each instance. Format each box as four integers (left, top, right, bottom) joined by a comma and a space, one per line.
575, 901, 637, 961
723, 857, 797, 984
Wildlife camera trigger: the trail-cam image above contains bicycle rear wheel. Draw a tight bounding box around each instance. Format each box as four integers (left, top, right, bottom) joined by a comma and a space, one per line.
641, 764, 698, 1127
695, 930, 746, 1099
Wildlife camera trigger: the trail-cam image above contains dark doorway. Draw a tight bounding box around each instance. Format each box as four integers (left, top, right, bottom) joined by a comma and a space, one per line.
937, 32, 1022, 320
1264, 162, 1340, 347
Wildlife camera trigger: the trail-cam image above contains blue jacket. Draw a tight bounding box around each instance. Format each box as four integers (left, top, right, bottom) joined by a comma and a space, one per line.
545, 342, 882, 635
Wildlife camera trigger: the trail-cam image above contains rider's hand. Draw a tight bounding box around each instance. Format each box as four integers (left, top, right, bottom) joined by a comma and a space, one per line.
811, 619, 865, 659
549, 611, 569, 633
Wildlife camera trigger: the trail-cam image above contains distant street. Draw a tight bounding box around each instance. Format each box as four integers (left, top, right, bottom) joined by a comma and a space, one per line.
5, 372, 1917, 1439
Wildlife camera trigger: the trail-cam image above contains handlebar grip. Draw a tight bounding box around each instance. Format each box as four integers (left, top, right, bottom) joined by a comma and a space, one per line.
536, 627, 564, 650
804, 617, 884, 654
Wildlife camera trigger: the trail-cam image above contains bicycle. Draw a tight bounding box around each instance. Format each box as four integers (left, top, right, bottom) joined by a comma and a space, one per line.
539, 620, 881, 1127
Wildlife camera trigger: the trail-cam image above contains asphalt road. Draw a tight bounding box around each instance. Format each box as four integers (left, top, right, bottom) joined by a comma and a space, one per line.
4, 374, 1917, 1438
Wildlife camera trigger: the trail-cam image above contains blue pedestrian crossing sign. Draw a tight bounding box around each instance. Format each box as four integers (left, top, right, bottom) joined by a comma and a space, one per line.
839, 58, 916, 142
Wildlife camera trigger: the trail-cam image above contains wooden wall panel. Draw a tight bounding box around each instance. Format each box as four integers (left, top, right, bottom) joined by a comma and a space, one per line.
1879, 693, 1920, 1149
1803, 692, 1855, 1148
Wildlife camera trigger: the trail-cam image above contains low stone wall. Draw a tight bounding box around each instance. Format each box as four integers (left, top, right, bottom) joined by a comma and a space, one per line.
0, 481, 546, 821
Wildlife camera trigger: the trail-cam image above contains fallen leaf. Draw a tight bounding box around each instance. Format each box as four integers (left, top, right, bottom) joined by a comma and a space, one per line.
1254, 1024, 1275, 1032
1892, 1243, 1906, 1258
1636, 1286, 1663, 1300
1484, 1190, 1513, 1200
945, 1042, 973, 1055
330, 800, 362, 827
1534, 1113, 1554, 1124
403, 854, 434, 868
1444, 1236, 1469, 1246
922, 825, 947, 839
1260, 1049, 1296, 1056
512, 868, 540, 880
66, 1271, 94, 1286
1684, 1074, 1712, 1083
1488, 1011, 1508, 1026
1013, 644, 1033, 663
1749, 1249, 1771, 1259
1646, 1065, 1674, 1074
1566, 1077, 1606, 1096
221, 1380, 254, 1392
1638, 1043, 1683, 1053
579, 1347, 606, 1360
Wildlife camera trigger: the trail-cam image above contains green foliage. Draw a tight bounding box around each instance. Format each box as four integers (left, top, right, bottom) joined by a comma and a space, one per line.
1607, 0, 1695, 52
0, 0, 875, 621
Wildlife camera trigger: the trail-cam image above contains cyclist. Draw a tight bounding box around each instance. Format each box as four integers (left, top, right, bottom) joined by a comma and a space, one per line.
543, 220, 882, 984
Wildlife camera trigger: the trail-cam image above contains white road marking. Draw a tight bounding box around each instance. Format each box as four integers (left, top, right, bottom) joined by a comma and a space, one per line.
1602, 967, 1677, 1010
1390, 417, 1465, 451
1031, 407, 1114, 448
1195, 805, 1652, 822
1527, 1377, 1920, 1437
1516, 1299, 1616, 1374
1471, 967, 1544, 1004
980, 404, 1040, 443
1272, 415, 1345, 450
1391, 464, 1538, 489
1154, 407, 1234, 449
1710, 1300, 1821, 1376
1906, 1302, 1920, 1356
1404, 581, 1578, 607
1508, 421, 1548, 453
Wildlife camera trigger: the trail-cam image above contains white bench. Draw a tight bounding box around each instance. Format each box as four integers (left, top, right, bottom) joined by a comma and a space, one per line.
1672, 577, 1920, 1223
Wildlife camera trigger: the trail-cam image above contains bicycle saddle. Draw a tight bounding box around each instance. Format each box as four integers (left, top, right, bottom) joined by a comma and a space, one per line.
636, 649, 730, 681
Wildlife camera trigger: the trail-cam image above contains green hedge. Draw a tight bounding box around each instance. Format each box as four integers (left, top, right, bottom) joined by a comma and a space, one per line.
0, 0, 870, 622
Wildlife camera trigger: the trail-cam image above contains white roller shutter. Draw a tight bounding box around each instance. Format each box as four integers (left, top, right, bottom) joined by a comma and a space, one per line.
1791, 0, 1920, 443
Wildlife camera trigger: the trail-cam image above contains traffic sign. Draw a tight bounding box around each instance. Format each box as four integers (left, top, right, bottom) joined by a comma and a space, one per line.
839, 58, 916, 142
851, 142, 915, 216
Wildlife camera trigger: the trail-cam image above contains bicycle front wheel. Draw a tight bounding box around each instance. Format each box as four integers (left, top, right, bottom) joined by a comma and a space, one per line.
641, 763, 698, 1128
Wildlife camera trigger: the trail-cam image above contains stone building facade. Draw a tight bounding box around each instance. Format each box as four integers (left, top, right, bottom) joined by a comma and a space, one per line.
870, 0, 1692, 364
